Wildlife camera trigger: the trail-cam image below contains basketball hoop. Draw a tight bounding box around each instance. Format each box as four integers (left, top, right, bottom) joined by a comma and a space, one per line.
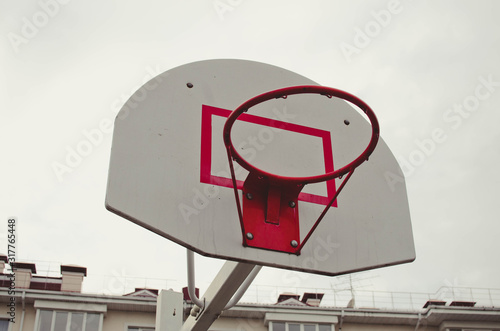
223, 85, 380, 254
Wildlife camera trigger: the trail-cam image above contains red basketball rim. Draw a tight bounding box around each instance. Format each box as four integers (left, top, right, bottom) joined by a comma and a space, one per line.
223, 85, 380, 185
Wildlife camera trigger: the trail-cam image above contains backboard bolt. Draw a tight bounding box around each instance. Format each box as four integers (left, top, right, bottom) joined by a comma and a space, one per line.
344, 119, 350, 125
289, 201, 296, 208
186, 82, 193, 88
246, 193, 253, 200
290, 240, 298, 247
246, 232, 254, 240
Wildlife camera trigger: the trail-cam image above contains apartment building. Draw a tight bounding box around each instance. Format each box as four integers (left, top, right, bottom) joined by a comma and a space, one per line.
1, 256, 499, 331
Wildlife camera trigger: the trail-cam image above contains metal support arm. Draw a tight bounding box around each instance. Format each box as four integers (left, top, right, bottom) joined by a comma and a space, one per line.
186, 249, 262, 310
183, 249, 262, 331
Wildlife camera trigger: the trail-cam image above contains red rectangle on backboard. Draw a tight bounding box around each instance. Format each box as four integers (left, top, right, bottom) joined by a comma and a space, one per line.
200, 105, 337, 206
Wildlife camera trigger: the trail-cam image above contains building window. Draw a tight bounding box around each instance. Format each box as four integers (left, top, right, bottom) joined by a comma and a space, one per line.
273, 323, 285, 331
0, 319, 10, 331
36, 310, 102, 331
270, 323, 332, 331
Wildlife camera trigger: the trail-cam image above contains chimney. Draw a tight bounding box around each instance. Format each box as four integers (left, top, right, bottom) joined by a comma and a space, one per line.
301, 292, 324, 307
423, 300, 446, 308
277, 293, 300, 303
0, 255, 8, 273
11, 262, 36, 288
450, 301, 476, 307
60, 265, 87, 292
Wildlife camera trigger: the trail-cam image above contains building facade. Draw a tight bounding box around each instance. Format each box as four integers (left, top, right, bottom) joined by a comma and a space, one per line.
1, 257, 499, 331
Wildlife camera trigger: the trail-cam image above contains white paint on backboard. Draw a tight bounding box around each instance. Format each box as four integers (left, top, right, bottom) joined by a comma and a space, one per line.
106, 59, 415, 276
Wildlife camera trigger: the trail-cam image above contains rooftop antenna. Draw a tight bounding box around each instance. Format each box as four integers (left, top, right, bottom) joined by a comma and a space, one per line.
331, 273, 379, 308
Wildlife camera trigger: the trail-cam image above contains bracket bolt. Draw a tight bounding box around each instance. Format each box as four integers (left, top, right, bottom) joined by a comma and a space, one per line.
246, 193, 253, 200
187, 82, 193, 88
290, 240, 298, 248
246, 232, 254, 240
289, 201, 296, 208
190, 305, 200, 317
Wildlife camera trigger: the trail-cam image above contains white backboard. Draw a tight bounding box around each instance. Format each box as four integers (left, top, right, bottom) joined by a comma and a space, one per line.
105, 59, 415, 276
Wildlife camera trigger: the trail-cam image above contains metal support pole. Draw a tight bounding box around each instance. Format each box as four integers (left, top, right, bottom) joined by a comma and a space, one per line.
186, 250, 262, 310
224, 263, 262, 310
187, 250, 206, 309
181, 258, 258, 331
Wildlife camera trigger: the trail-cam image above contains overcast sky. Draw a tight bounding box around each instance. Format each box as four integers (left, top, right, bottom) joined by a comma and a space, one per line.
2, 0, 500, 306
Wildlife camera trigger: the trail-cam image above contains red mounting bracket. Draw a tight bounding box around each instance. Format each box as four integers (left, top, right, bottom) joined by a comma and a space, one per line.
223, 85, 379, 255
241, 173, 303, 254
